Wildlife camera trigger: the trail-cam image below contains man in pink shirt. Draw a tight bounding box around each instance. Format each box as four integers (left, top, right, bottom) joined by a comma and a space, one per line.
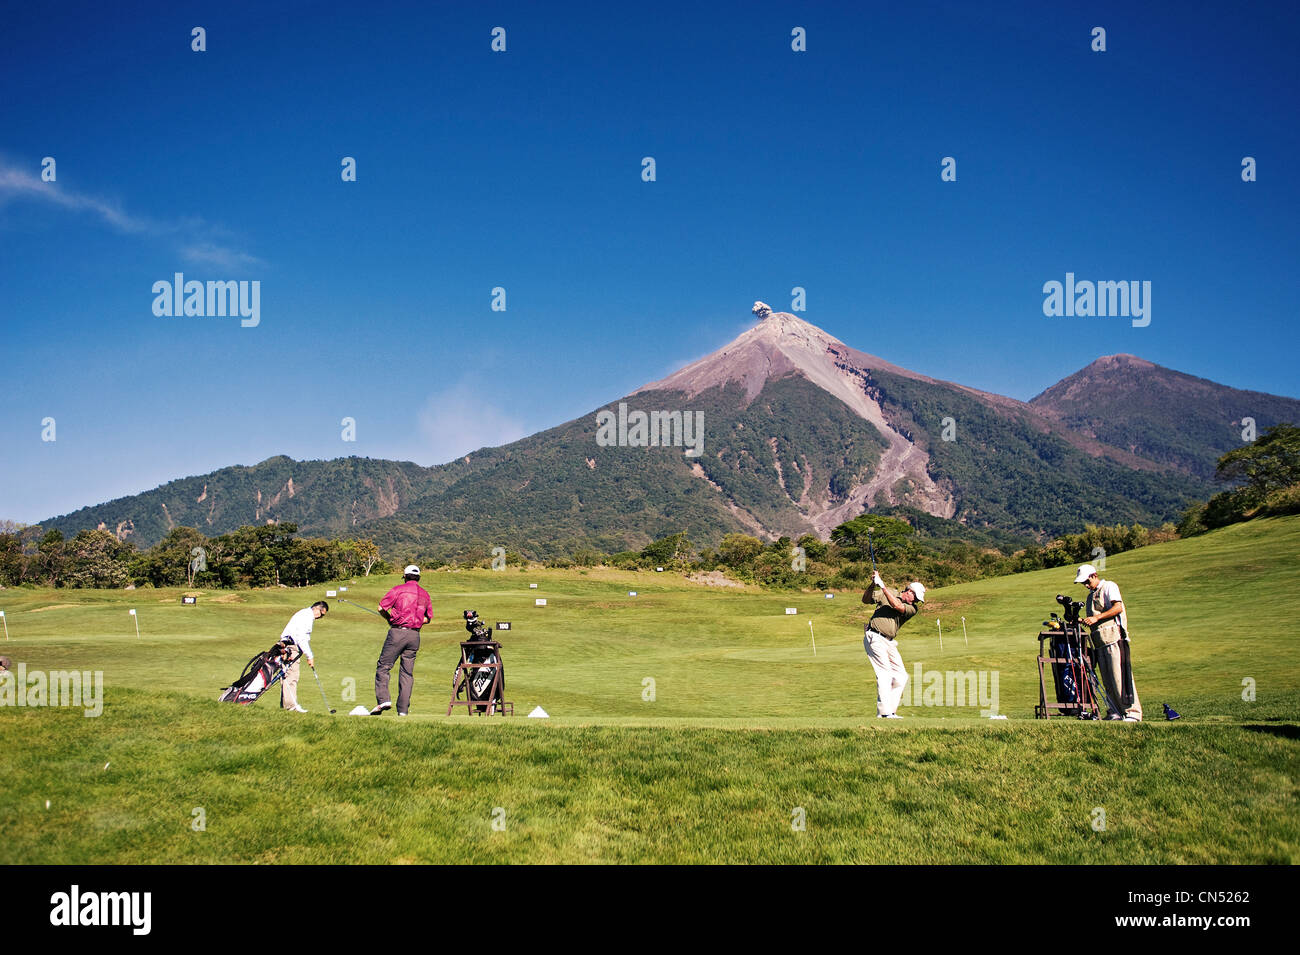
370, 564, 432, 716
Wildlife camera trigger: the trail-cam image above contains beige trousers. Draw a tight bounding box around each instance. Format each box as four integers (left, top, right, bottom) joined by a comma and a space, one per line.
1094, 639, 1141, 720
280, 658, 301, 709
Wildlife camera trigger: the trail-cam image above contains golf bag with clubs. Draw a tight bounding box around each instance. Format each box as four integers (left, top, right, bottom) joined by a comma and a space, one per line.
1048, 595, 1115, 719
218, 640, 297, 705
1049, 631, 1084, 712
453, 610, 504, 714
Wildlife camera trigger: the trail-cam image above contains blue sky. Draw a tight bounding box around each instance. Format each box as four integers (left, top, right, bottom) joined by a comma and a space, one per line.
2, 0, 1297, 523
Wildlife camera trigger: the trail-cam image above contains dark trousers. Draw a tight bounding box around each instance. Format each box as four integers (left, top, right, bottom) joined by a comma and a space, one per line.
375, 627, 420, 713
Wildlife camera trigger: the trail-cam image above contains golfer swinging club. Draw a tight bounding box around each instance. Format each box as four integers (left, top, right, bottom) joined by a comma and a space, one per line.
862, 571, 926, 718
370, 564, 432, 716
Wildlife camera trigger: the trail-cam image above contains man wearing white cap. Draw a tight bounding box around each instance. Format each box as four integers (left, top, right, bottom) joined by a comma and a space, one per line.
1075, 563, 1142, 721
370, 565, 432, 716
862, 572, 926, 718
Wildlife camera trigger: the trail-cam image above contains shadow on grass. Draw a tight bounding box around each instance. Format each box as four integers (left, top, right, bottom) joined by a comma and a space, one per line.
1242, 724, 1300, 740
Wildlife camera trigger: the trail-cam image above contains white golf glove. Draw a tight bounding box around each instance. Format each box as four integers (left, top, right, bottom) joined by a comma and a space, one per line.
872, 572, 884, 588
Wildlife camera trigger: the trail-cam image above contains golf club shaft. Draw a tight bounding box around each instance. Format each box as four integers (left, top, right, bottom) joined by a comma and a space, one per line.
1085, 637, 1120, 715
338, 598, 384, 617
311, 665, 336, 713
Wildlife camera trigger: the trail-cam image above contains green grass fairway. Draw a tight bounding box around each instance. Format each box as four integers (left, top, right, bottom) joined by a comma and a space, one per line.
3, 516, 1298, 863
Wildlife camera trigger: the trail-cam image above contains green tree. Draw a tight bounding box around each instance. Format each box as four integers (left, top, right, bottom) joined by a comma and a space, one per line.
147, 527, 210, 588
1193, 423, 1300, 529
35, 529, 67, 587
718, 533, 764, 568
570, 544, 603, 568
212, 523, 300, 587
349, 539, 382, 576
641, 532, 693, 570
64, 530, 131, 588
0, 529, 23, 585
831, 514, 915, 562
1216, 423, 1300, 502
796, 533, 828, 562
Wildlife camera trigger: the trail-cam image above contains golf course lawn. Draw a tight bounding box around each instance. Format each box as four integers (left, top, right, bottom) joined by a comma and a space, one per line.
2, 516, 1297, 863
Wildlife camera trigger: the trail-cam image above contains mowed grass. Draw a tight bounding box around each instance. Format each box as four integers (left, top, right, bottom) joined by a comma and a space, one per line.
2, 516, 1298, 863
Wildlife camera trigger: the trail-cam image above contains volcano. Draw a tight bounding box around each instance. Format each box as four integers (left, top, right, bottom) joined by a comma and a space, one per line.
42, 303, 1286, 557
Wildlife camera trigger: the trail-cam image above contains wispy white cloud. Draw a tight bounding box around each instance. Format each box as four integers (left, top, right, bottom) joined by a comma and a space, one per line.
414, 379, 530, 465
179, 242, 264, 270
0, 160, 264, 268
0, 164, 150, 233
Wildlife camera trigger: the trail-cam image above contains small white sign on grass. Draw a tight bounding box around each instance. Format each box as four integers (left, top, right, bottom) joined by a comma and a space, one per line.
326, 590, 337, 597
535, 598, 547, 606
785, 608, 797, 615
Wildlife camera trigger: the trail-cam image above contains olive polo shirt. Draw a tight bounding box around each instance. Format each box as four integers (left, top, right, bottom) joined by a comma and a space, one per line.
866, 585, 919, 639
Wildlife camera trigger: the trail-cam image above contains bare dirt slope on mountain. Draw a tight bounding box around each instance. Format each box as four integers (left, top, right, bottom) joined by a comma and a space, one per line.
638, 311, 959, 525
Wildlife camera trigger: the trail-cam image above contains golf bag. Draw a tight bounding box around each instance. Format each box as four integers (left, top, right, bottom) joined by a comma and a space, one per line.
1049, 624, 1118, 719
455, 610, 505, 714
219, 641, 295, 705
1049, 632, 1084, 713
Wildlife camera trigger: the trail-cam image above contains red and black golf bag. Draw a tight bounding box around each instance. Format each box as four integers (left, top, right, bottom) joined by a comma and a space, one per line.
219, 641, 296, 705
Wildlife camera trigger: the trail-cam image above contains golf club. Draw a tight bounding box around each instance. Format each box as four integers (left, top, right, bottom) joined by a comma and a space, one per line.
866, 526, 878, 575
338, 598, 384, 617
310, 665, 337, 714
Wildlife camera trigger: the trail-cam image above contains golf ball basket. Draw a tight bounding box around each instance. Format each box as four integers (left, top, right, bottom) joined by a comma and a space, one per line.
1035, 595, 1104, 720
448, 610, 513, 716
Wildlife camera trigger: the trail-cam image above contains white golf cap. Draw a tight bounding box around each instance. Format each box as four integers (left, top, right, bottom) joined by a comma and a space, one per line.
1074, 563, 1097, 583
404, 564, 420, 576
907, 582, 926, 602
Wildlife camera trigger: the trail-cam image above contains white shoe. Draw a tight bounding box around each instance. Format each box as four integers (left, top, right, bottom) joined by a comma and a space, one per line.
289, 704, 308, 713
1122, 716, 1141, 722
878, 713, 903, 719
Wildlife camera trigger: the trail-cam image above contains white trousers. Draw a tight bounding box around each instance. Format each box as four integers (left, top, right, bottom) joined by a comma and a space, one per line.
864, 629, 908, 716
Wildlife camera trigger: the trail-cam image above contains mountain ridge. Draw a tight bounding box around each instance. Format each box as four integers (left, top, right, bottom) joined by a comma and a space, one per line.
1030, 353, 1300, 478
35, 309, 1291, 555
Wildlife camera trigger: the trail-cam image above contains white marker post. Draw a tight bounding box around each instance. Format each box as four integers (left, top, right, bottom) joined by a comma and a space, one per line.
962, 616, 968, 647
129, 608, 140, 639
0, 610, 7, 640
937, 618, 942, 654
809, 620, 816, 657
